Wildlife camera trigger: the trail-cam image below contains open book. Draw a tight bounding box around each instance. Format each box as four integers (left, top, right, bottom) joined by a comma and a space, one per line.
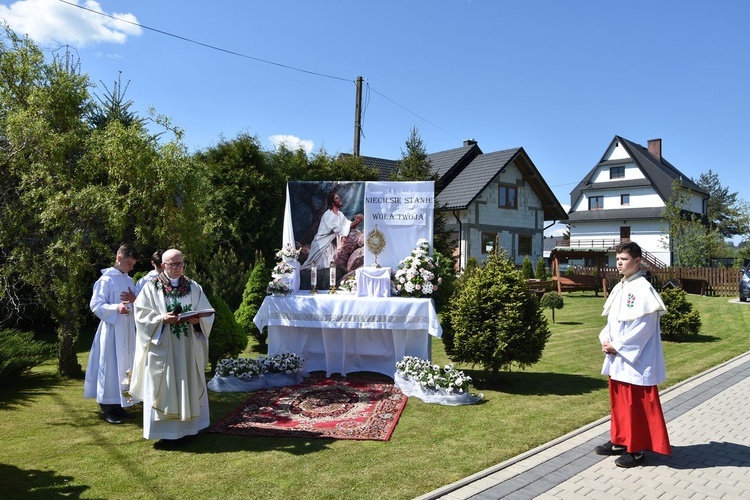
177, 308, 215, 321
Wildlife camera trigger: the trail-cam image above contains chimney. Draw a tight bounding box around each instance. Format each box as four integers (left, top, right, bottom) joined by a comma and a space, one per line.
647, 138, 662, 160
463, 138, 477, 147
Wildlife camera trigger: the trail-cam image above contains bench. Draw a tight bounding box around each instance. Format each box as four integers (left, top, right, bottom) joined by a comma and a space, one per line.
526, 279, 554, 298
554, 275, 603, 296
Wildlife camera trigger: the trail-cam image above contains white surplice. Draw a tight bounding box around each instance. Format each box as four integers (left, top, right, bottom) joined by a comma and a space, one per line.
84, 267, 138, 407
131, 276, 214, 440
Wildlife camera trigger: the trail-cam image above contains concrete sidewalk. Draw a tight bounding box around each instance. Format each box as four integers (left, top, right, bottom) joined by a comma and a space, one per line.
418, 351, 750, 500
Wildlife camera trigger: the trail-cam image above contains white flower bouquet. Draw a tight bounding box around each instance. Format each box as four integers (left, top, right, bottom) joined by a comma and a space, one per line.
266, 278, 291, 296
275, 243, 300, 260
215, 352, 305, 379
392, 238, 441, 298
272, 261, 295, 276
395, 355, 472, 393
338, 275, 357, 293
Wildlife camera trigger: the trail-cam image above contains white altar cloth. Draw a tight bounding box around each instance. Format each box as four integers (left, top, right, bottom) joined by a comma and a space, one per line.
253, 293, 441, 377
355, 266, 392, 297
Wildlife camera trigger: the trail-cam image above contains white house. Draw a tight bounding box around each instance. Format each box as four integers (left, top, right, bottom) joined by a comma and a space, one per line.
355, 139, 568, 270
566, 136, 708, 267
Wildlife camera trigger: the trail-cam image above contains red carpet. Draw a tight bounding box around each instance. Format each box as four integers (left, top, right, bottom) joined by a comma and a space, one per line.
209, 372, 407, 441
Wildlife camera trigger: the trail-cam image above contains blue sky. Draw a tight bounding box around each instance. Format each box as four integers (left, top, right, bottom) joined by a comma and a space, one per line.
3, 0, 749, 238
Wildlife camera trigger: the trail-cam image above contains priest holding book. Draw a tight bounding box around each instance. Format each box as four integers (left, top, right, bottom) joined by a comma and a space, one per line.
131, 248, 215, 448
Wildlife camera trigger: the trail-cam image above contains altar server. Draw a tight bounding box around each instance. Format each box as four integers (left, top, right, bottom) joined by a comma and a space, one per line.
595, 241, 671, 467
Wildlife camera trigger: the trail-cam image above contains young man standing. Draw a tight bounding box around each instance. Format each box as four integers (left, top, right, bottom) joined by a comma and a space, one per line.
595, 241, 671, 467
84, 243, 140, 424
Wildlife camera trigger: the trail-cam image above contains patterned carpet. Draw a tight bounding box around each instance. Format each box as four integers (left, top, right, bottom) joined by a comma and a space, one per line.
209, 372, 407, 441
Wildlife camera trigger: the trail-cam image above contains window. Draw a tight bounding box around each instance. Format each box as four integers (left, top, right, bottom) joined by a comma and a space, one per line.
621, 194, 630, 205
588, 196, 604, 210
498, 184, 517, 209
518, 235, 532, 256
610, 166, 625, 179
482, 232, 496, 254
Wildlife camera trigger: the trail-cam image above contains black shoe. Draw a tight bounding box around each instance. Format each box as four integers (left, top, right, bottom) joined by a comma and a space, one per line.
615, 452, 645, 468
101, 411, 124, 425
594, 440, 627, 455
114, 406, 135, 419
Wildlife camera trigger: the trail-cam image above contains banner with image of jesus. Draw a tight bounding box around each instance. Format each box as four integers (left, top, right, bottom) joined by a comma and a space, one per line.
283, 180, 434, 290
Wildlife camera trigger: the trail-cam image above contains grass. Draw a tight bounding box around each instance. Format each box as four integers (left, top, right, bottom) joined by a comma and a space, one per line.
2, 294, 749, 499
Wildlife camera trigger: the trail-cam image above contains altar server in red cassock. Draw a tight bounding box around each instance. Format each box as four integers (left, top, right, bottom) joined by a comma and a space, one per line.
595, 241, 671, 468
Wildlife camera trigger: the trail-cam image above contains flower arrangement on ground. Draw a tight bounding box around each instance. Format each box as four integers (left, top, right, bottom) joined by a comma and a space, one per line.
266, 278, 291, 296
392, 238, 441, 298
395, 355, 472, 393
276, 243, 300, 261
215, 352, 305, 379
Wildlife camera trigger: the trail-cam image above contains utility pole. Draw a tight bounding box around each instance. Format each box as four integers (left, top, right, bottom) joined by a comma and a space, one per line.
353, 76, 363, 157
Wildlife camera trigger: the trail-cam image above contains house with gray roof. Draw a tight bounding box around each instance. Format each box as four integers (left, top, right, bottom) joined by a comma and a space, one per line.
566, 135, 708, 267
356, 139, 568, 270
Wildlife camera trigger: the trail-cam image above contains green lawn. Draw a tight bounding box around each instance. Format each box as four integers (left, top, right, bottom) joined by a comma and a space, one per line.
2, 294, 749, 499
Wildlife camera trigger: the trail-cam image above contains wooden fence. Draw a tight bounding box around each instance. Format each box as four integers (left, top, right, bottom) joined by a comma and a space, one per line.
595, 266, 741, 297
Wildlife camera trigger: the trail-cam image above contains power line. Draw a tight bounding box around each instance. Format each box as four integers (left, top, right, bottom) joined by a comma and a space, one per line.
368, 84, 462, 141
57, 0, 351, 83
57, 0, 463, 143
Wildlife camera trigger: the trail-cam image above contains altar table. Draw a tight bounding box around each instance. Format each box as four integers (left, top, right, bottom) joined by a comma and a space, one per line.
253, 293, 442, 377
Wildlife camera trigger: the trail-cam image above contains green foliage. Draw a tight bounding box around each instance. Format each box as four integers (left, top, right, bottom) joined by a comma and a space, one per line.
659, 288, 701, 339
234, 255, 270, 346
194, 247, 248, 311
0, 329, 54, 382
539, 291, 564, 323
695, 169, 750, 239
0, 28, 215, 376
535, 257, 548, 280
431, 249, 456, 313
660, 179, 723, 266
442, 250, 551, 377
206, 295, 247, 374
521, 256, 533, 280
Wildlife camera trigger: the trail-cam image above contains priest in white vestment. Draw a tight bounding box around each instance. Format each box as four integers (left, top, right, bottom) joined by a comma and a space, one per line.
301, 192, 363, 272
84, 244, 140, 425
131, 249, 214, 446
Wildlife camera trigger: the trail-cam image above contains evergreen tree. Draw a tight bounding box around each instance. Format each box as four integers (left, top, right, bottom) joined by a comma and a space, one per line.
442, 249, 551, 380
695, 169, 750, 239
539, 291, 564, 323
535, 257, 548, 280
234, 254, 270, 347
207, 295, 248, 374
521, 256, 533, 280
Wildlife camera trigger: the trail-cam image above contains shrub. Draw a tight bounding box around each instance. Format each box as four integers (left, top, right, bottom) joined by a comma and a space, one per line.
432, 249, 457, 313
235, 254, 270, 347
534, 257, 548, 281
659, 288, 701, 339
207, 295, 247, 373
442, 250, 551, 379
196, 247, 249, 311
521, 256, 533, 280
539, 291, 564, 323
0, 329, 55, 382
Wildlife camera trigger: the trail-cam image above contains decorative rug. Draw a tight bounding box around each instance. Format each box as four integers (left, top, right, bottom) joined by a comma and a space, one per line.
209, 373, 407, 441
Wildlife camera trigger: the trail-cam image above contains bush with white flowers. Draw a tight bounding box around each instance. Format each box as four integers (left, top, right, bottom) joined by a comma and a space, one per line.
391, 238, 441, 298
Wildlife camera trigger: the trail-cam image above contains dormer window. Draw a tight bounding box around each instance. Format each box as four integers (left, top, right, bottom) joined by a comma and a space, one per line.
588, 196, 604, 210
610, 166, 625, 179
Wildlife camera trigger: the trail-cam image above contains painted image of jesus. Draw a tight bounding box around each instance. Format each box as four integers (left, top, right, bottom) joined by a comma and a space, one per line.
301, 192, 364, 272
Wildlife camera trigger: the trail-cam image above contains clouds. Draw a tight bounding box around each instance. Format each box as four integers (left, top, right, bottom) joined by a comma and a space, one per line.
0, 0, 141, 46
268, 134, 314, 154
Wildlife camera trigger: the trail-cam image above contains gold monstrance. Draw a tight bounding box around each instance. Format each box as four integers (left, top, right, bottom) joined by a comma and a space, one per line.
366, 224, 387, 267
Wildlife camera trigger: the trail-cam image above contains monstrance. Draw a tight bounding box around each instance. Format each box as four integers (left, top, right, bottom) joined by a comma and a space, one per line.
366, 224, 387, 267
